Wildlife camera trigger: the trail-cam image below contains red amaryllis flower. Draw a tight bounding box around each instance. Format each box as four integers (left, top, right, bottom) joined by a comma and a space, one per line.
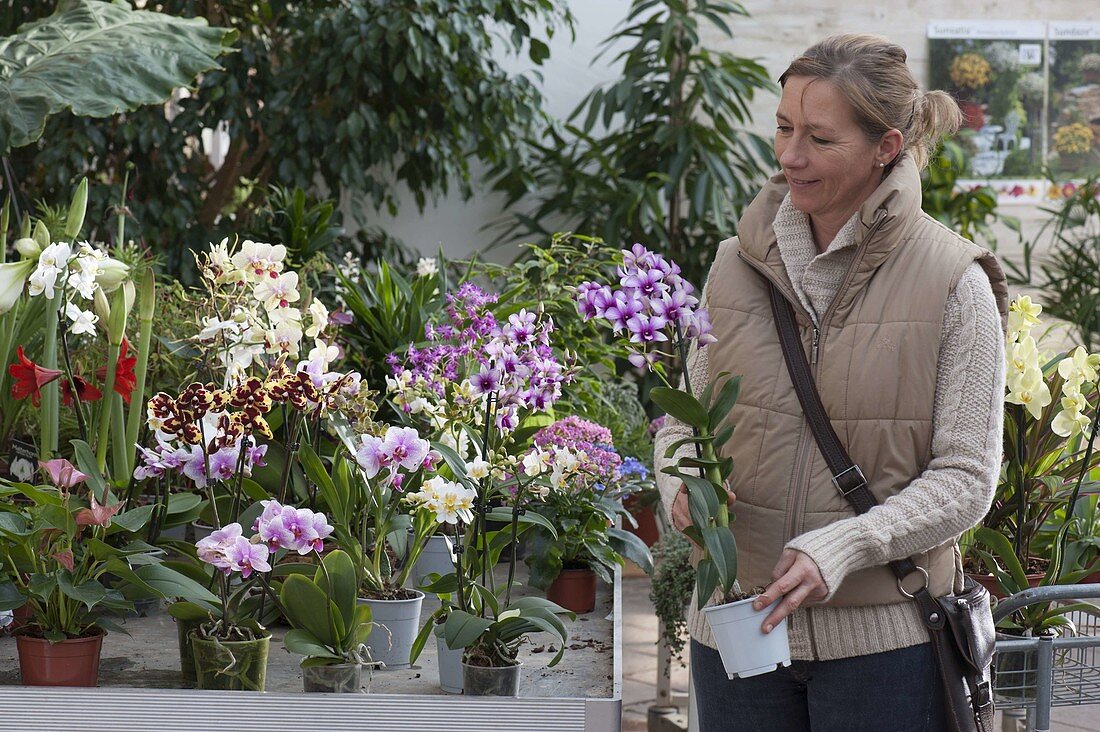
9, 346, 63, 406
61, 375, 103, 406
95, 337, 138, 404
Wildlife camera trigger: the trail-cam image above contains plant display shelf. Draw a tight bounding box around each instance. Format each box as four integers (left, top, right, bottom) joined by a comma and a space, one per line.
0, 566, 623, 731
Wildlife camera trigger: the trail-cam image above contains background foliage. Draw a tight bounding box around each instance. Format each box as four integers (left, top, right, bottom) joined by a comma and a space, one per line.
0, 0, 572, 278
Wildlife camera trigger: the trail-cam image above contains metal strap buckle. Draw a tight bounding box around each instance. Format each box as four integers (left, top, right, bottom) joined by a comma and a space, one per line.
831, 464, 867, 497
897, 566, 930, 599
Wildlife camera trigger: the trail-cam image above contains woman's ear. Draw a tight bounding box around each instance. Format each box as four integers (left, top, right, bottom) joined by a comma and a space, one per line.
878, 129, 904, 166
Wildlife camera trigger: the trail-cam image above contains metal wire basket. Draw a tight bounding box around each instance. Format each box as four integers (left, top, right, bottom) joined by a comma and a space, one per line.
992, 584, 1100, 730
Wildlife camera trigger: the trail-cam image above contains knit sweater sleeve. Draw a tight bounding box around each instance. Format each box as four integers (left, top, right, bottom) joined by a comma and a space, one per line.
785, 262, 1005, 599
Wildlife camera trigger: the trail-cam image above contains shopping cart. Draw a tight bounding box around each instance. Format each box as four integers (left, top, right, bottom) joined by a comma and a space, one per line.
992, 584, 1100, 732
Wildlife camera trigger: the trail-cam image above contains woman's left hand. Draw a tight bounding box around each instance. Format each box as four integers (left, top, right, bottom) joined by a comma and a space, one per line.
754, 549, 829, 634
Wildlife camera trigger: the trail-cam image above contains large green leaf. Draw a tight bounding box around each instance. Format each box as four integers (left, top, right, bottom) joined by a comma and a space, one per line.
650, 387, 709, 429
283, 628, 341, 662
0, 1, 237, 152
318, 550, 357, 631
443, 609, 494, 651
57, 573, 107, 611
280, 574, 337, 647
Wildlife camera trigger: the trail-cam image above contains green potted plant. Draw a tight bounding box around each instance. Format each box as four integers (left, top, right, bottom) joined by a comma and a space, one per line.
969, 297, 1100, 698
522, 416, 652, 613
0, 454, 218, 686
279, 548, 374, 693
386, 284, 578, 695
968, 296, 1100, 595
297, 423, 465, 670
575, 244, 776, 680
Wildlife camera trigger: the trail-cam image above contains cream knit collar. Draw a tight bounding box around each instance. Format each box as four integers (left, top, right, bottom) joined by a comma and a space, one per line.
772, 193, 861, 326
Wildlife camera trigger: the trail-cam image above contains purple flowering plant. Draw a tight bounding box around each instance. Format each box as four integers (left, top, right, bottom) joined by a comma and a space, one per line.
576, 244, 742, 607
178, 499, 335, 644
521, 417, 654, 591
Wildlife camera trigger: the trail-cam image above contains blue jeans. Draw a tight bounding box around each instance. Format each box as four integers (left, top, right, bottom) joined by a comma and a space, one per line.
691, 639, 948, 731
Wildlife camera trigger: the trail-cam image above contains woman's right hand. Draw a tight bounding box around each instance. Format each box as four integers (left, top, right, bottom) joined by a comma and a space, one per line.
672, 482, 735, 532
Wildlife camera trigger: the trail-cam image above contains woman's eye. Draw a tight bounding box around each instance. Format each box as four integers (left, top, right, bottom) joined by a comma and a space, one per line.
812, 136, 831, 145
776, 125, 792, 133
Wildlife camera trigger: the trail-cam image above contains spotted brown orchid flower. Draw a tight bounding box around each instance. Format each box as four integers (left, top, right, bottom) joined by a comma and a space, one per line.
231, 376, 272, 413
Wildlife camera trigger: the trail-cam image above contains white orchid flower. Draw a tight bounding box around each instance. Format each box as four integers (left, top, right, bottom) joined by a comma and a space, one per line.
65, 302, 99, 336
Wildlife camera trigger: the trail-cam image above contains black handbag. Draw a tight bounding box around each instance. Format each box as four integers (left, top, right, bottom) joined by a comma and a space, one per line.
767, 282, 995, 732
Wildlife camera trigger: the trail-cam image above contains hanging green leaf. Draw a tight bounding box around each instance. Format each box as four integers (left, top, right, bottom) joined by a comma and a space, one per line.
0, 0, 237, 152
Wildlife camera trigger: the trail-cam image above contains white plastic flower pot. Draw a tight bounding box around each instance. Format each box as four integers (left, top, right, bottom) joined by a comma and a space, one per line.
411, 534, 456, 588
701, 596, 792, 679
435, 627, 463, 694
357, 590, 425, 669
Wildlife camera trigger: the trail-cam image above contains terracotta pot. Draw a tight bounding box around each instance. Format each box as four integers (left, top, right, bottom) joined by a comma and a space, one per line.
547, 567, 597, 614
11, 603, 31, 630
623, 495, 660, 548
16, 630, 105, 687
966, 572, 1045, 600
1080, 570, 1100, 585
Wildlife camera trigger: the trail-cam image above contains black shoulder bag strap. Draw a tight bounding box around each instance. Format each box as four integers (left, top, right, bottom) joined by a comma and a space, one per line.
767, 282, 994, 732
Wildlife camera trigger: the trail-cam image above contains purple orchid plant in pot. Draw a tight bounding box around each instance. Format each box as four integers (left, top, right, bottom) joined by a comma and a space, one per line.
577, 244, 790, 679
181, 499, 333, 691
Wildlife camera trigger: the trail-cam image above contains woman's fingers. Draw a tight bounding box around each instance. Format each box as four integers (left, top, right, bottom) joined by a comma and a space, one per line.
754, 550, 828, 633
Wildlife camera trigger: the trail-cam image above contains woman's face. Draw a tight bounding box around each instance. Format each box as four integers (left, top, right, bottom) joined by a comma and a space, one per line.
774, 76, 899, 226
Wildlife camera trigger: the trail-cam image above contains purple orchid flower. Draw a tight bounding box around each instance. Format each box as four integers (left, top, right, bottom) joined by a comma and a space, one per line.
382, 426, 430, 472
225, 536, 271, 578
196, 523, 243, 572
471, 366, 502, 396
355, 434, 390, 478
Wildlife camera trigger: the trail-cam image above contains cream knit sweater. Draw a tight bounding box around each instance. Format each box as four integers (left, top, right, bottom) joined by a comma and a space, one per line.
656, 195, 1006, 660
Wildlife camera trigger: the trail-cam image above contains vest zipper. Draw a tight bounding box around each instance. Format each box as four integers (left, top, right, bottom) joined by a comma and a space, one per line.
810, 326, 820, 365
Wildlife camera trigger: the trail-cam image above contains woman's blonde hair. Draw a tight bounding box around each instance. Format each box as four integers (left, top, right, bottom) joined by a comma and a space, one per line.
780, 34, 961, 171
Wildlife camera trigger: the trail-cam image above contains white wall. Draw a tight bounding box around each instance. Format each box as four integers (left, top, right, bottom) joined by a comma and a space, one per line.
363, 0, 634, 262
370, 0, 1098, 261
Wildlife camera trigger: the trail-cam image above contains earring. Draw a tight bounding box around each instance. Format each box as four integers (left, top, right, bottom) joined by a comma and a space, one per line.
878, 162, 886, 168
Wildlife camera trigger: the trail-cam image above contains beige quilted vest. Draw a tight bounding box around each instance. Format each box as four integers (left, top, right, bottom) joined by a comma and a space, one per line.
704, 156, 1008, 607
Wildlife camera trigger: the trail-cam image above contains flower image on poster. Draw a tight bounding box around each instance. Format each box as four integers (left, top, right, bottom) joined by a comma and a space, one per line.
1049, 22, 1100, 178
928, 20, 1046, 179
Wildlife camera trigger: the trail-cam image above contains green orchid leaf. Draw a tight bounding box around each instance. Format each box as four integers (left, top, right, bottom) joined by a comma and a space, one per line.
650, 387, 710, 429
486, 507, 559, 539
443, 609, 494, 651
695, 559, 719, 610
0, 0, 237, 153
700, 526, 737, 590
608, 527, 654, 574
109, 504, 155, 533
707, 374, 741, 428
283, 629, 341, 661
280, 574, 337, 647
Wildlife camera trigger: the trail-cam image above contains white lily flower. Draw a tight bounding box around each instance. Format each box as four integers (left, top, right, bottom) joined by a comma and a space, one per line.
38, 242, 72, 271
28, 266, 61, 299
0, 260, 35, 313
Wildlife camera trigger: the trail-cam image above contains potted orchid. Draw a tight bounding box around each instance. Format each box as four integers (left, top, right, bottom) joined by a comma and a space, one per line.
522, 416, 653, 614
574, 244, 779, 680
278, 548, 374, 692
969, 296, 1100, 664
185, 498, 334, 691
0, 453, 219, 687
390, 285, 577, 695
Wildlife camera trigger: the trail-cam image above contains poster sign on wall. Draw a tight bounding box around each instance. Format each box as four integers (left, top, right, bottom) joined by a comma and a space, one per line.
929, 20, 1100, 196
1048, 22, 1100, 178
928, 21, 1047, 180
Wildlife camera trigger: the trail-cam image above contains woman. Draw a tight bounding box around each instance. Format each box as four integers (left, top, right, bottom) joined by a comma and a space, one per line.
655, 34, 1008, 731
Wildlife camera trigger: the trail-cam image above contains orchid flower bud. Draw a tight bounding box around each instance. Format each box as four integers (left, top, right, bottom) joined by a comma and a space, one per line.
95, 257, 130, 293
13, 237, 41, 258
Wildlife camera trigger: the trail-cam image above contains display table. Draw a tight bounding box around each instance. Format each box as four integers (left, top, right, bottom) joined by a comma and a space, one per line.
0, 567, 622, 731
